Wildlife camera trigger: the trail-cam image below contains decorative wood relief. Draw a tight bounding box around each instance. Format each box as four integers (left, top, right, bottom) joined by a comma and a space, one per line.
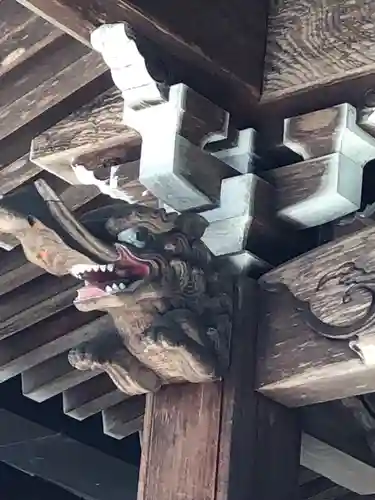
257, 222, 375, 406
0, 179, 234, 397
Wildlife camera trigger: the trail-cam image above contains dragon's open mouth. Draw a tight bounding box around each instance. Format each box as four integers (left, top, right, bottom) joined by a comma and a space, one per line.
71, 244, 152, 302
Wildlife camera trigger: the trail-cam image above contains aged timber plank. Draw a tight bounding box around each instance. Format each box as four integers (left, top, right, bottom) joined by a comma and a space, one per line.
265, 103, 375, 228
22, 352, 98, 402
0, 274, 79, 339
102, 396, 145, 439
0, 311, 106, 382
262, 0, 375, 119
0, 155, 41, 196
138, 279, 301, 500
256, 223, 375, 406
301, 435, 375, 495
0, 34, 107, 143
0, 248, 43, 296
0, 0, 62, 79
63, 373, 126, 420
31, 87, 140, 186
16, 0, 269, 121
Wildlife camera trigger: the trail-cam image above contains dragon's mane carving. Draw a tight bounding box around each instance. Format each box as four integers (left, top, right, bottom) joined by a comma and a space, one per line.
0, 180, 232, 395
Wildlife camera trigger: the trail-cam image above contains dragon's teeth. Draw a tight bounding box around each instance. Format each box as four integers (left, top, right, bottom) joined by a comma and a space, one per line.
105, 285, 112, 293
119, 283, 126, 290
112, 284, 119, 291
107, 264, 114, 272
71, 264, 95, 276
93, 265, 100, 272
100, 265, 106, 272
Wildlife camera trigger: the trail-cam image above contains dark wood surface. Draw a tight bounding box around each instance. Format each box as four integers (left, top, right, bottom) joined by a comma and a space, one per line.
261, 0, 375, 122
138, 279, 301, 500
16, 0, 269, 122
257, 224, 375, 406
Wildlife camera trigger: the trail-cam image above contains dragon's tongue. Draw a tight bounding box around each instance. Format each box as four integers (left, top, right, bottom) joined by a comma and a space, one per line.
76, 285, 109, 301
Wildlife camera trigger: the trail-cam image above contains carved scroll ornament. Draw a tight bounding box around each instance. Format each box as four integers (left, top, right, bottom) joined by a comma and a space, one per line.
260, 226, 375, 364
0, 180, 233, 396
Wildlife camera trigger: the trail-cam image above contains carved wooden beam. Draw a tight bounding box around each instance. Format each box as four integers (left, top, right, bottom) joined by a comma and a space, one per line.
30, 87, 142, 192
256, 222, 375, 406
16, 0, 269, 121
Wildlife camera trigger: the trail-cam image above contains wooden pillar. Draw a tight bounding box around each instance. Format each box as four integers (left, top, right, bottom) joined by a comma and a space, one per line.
138, 280, 301, 500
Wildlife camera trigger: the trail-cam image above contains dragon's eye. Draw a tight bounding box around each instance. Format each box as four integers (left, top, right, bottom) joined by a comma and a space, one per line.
117, 227, 147, 248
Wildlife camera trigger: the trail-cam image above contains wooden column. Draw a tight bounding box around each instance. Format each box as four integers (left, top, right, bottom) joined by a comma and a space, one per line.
138, 279, 301, 500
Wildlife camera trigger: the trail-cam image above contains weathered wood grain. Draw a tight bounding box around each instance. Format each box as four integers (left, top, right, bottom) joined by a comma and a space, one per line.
0, 274, 79, 340
264, 0, 375, 101
17, 0, 269, 121
138, 279, 301, 500
0, 1, 62, 79
63, 373, 126, 420
269, 154, 361, 228
261, 0, 375, 122
0, 155, 41, 196
31, 87, 136, 184
92, 27, 238, 213
102, 396, 145, 439
0, 35, 107, 143
265, 103, 375, 227
257, 223, 375, 406
0, 248, 43, 296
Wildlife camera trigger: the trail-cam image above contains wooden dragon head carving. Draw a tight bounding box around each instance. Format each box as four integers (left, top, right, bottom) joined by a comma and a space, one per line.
0, 180, 233, 396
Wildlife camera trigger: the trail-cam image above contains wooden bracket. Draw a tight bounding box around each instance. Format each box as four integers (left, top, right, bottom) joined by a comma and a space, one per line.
267, 103, 375, 227
257, 222, 375, 406
81, 23, 289, 271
